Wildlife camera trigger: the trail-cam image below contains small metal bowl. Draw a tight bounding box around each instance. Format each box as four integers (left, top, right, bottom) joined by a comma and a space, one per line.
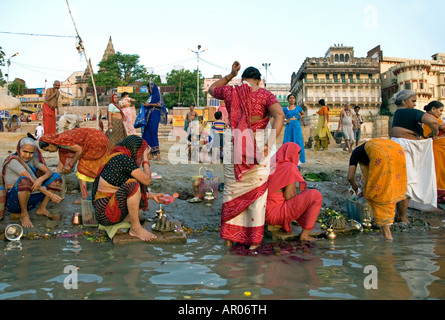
5, 224, 24, 241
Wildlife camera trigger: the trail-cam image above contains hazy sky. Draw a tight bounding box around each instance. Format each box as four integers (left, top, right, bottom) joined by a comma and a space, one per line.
1, 0, 444, 88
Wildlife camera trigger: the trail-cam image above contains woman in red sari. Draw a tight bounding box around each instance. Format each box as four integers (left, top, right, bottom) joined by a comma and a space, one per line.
209, 61, 285, 250
266, 142, 322, 241
39, 128, 110, 202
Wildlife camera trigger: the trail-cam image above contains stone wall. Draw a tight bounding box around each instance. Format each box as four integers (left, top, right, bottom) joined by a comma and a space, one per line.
300, 114, 391, 143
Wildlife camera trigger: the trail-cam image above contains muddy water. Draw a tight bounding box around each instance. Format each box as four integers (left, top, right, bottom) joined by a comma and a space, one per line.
1, 230, 445, 301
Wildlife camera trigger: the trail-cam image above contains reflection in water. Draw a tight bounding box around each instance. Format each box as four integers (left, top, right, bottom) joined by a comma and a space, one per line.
0, 232, 444, 300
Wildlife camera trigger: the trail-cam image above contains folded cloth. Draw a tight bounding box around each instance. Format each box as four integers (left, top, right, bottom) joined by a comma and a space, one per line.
391, 137, 437, 207
151, 172, 162, 179
99, 221, 131, 239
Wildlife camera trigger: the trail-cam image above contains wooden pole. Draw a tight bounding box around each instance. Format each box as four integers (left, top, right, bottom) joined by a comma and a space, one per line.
66, 0, 100, 129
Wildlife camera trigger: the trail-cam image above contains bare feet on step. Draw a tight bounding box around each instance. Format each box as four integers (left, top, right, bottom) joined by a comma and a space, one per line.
20, 215, 34, 228
129, 226, 157, 241
36, 208, 51, 217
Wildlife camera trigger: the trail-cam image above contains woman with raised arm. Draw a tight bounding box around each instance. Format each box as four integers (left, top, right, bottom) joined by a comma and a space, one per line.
208, 61, 285, 250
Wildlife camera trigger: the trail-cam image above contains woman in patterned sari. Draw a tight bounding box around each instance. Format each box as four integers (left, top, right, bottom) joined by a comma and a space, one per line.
347, 138, 407, 240
423, 101, 445, 204
209, 61, 285, 250
107, 93, 127, 149
2, 137, 62, 228
39, 127, 110, 203
91, 135, 164, 241
141, 82, 168, 161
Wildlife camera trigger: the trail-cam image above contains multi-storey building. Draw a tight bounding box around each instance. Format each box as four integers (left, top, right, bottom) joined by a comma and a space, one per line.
380, 52, 445, 112
290, 45, 382, 118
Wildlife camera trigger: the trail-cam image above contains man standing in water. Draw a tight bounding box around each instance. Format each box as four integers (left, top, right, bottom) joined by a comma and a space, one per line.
43, 80, 60, 135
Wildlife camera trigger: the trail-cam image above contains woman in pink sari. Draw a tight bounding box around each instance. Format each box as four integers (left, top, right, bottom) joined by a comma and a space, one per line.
209, 61, 285, 250
119, 92, 137, 135
266, 142, 322, 241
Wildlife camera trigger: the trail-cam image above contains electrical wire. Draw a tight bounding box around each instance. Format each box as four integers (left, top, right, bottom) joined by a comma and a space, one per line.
0, 31, 76, 38
199, 58, 231, 71
12, 61, 78, 73
11, 61, 69, 79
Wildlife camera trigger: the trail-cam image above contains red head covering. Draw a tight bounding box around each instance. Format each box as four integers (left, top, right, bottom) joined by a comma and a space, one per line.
268, 142, 306, 193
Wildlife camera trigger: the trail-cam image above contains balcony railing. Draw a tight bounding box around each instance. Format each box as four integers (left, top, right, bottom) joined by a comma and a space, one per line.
303, 79, 380, 84
303, 96, 382, 103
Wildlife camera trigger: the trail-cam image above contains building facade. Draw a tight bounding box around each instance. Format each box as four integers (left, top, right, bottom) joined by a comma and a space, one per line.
291, 45, 382, 118
380, 52, 445, 112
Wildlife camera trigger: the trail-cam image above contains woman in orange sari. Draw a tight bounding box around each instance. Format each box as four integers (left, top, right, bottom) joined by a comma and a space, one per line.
423, 101, 445, 203
347, 138, 407, 240
314, 99, 333, 151
39, 128, 110, 202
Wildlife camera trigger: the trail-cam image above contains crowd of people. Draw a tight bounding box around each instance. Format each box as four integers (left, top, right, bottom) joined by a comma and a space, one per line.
1, 64, 444, 246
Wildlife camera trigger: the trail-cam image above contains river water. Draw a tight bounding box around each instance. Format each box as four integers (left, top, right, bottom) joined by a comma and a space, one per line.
1, 230, 444, 300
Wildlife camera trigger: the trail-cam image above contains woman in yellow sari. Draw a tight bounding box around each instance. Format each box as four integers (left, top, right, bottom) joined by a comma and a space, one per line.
423, 101, 445, 204
347, 138, 407, 240
314, 99, 333, 151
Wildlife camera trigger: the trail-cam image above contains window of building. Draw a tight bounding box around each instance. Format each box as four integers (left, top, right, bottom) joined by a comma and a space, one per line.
356, 74, 360, 80
340, 54, 345, 63
405, 82, 411, 90
345, 54, 350, 63
314, 73, 318, 80
335, 54, 339, 63
420, 82, 424, 90
326, 73, 330, 80
368, 74, 373, 79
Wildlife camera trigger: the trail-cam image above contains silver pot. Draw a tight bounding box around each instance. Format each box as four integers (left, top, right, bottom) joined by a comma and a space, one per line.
5, 224, 23, 241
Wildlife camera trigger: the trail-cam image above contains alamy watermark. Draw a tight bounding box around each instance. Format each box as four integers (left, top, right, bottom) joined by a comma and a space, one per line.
64, 265, 78, 290
364, 265, 378, 290
363, 5, 378, 30
166, 126, 278, 171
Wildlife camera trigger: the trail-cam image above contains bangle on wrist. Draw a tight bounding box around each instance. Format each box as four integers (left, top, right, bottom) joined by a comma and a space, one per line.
142, 161, 150, 167
224, 75, 232, 82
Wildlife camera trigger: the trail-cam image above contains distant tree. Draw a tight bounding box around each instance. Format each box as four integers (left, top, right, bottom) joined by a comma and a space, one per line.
0, 47, 6, 87
379, 99, 392, 116
8, 80, 26, 97
162, 68, 204, 108
91, 52, 151, 87
127, 74, 163, 108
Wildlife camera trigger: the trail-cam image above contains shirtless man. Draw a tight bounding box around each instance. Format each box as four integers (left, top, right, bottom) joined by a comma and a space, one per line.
43, 80, 60, 135
184, 103, 198, 132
